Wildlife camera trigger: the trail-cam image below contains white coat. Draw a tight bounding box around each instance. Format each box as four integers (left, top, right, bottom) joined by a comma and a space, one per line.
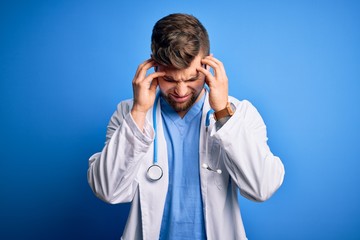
88, 93, 285, 240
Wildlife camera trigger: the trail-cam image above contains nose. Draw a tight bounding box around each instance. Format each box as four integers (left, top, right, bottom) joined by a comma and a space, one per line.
174, 82, 188, 96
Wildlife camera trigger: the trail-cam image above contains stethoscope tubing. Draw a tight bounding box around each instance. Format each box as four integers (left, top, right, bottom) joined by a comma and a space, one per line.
153, 93, 160, 165
147, 90, 221, 181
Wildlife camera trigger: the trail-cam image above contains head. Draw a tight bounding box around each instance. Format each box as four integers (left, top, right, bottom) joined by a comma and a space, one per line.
151, 13, 210, 69
151, 13, 210, 115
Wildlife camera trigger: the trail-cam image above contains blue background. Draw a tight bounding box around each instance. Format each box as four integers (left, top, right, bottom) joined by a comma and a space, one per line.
1, 0, 359, 239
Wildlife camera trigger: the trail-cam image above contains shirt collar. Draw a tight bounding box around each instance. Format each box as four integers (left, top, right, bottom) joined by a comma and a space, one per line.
160, 90, 206, 124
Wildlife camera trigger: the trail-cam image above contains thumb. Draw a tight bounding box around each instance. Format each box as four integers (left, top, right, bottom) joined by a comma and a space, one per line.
149, 78, 158, 92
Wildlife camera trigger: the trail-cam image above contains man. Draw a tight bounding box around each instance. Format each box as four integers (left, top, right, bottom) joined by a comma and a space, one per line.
88, 13, 285, 240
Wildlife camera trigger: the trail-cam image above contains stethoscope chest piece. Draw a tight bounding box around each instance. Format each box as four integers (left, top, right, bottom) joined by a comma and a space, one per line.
146, 164, 163, 181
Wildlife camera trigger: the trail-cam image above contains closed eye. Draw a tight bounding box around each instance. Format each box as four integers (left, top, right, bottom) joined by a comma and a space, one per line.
185, 77, 199, 83
162, 73, 200, 83
163, 78, 176, 83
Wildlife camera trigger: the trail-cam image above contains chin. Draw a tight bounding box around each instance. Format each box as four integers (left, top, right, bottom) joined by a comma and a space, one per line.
170, 96, 197, 112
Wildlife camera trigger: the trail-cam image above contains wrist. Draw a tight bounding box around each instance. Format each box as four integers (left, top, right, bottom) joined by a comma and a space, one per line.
131, 103, 149, 114
213, 102, 235, 121
131, 108, 148, 131
212, 102, 228, 112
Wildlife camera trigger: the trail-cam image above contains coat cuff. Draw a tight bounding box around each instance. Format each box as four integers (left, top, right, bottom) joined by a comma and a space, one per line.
125, 112, 155, 145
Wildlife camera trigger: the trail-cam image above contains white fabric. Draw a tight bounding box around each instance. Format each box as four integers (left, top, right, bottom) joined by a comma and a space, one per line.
87, 94, 285, 240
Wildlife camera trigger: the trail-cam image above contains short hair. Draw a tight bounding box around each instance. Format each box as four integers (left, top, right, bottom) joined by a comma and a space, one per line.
151, 13, 210, 69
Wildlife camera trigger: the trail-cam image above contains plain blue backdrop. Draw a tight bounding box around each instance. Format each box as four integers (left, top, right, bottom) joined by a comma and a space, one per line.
1, 0, 359, 239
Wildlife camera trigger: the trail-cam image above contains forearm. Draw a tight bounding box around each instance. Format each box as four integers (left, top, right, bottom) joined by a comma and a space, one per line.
88, 113, 154, 203
222, 127, 284, 202
213, 100, 285, 201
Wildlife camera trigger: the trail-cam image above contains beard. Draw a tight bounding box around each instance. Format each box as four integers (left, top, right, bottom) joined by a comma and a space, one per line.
161, 88, 204, 113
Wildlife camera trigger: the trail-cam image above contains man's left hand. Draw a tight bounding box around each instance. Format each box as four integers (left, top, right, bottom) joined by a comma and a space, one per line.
197, 55, 229, 112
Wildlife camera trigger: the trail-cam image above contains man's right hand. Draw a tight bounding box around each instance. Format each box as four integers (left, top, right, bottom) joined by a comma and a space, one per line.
131, 59, 166, 131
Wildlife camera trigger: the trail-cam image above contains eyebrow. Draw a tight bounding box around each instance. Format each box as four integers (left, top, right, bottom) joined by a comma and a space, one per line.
163, 73, 200, 82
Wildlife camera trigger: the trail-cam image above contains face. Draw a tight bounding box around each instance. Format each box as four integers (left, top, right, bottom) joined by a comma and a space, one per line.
156, 55, 206, 116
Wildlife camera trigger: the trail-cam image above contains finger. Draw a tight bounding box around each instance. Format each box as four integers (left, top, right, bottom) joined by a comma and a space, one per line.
134, 59, 152, 78
144, 71, 166, 86
202, 57, 223, 70
201, 57, 226, 80
149, 78, 158, 92
197, 66, 215, 84
139, 60, 156, 77
201, 58, 219, 77
134, 60, 156, 83
147, 71, 166, 79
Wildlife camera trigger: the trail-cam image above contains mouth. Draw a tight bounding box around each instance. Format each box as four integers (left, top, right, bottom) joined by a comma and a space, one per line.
169, 94, 191, 103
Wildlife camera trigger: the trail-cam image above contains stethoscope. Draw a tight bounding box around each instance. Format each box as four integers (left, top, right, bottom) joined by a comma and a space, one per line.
146, 91, 222, 181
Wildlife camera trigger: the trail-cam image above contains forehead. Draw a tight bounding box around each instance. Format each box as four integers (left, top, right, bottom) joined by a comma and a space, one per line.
158, 55, 203, 80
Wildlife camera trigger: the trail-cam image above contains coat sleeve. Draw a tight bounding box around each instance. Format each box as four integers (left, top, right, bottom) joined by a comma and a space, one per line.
211, 99, 285, 202
87, 100, 154, 204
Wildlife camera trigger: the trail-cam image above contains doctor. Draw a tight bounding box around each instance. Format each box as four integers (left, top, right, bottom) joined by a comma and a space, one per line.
88, 13, 285, 240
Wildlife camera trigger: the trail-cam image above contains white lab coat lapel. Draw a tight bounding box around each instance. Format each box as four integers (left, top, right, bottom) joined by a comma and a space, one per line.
199, 91, 213, 235
138, 97, 169, 240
